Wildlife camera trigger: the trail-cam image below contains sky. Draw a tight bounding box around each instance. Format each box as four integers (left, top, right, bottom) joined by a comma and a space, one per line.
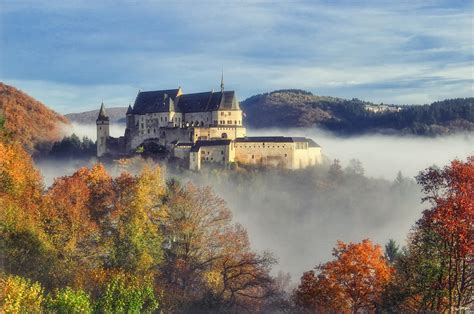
0, 0, 472, 113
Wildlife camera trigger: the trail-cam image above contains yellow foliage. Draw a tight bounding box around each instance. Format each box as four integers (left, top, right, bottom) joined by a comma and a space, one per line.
204, 270, 223, 293
0, 275, 44, 313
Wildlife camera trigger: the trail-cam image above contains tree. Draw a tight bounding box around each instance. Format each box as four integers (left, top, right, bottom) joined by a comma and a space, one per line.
49, 134, 96, 158
95, 273, 159, 314
46, 287, 92, 313
384, 239, 400, 264
381, 156, 473, 312
327, 159, 343, 183
345, 159, 364, 176
294, 239, 393, 313
160, 181, 275, 312
0, 274, 44, 313
110, 166, 165, 275
414, 156, 473, 311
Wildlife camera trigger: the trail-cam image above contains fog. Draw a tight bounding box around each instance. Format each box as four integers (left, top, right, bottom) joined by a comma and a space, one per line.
63, 122, 125, 141
38, 123, 473, 280
248, 128, 474, 179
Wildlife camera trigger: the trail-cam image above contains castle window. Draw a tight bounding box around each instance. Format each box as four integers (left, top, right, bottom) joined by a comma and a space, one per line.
285, 154, 287, 157
148, 129, 150, 134
161, 117, 163, 122
252, 155, 254, 159
221, 112, 224, 116
141, 123, 144, 129
221, 151, 224, 155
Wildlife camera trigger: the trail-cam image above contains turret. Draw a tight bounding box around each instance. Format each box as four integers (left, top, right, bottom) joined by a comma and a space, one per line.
126, 104, 133, 129
96, 101, 110, 157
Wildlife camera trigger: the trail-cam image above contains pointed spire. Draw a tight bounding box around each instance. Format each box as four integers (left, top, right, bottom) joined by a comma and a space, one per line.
220, 69, 224, 92
97, 101, 109, 122
126, 104, 133, 114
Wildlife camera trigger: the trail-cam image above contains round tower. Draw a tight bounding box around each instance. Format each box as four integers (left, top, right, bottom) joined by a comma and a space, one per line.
96, 101, 110, 157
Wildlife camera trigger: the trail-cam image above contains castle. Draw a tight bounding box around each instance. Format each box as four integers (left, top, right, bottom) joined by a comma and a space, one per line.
96, 79, 322, 170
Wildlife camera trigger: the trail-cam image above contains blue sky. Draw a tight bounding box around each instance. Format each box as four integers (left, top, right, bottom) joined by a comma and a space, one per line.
0, 0, 472, 113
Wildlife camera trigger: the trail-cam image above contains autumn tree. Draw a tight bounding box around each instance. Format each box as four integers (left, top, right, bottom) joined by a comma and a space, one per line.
109, 165, 165, 275
386, 156, 474, 312
294, 239, 393, 313
160, 181, 275, 312
40, 166, 109, 288
0, 139, 52, 285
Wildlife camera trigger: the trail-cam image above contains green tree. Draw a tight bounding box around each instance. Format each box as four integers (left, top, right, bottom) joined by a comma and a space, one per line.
111, 166, 165, 274
0, 274, 44, 313
46, 287, 92, 313
95, 273, 159, 314
384, 239, 400, 264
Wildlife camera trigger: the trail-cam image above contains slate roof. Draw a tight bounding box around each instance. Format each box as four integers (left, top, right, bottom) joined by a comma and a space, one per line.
97, 103, 109, 122
131, 89, 240, 114
132, 89, 180, 114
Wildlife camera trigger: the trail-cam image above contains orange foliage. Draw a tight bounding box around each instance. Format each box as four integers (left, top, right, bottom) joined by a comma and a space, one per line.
295, 239, 393, 313
416, 156, 474, 310
0, 140, 43, 228
0, 82, 69, 153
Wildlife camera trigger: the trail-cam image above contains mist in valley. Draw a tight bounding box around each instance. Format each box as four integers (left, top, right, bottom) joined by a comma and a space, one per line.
37, 123, 473, 280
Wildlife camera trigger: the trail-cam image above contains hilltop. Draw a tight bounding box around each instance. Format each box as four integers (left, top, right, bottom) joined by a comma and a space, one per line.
65, 107, 128, 124
0, 82, 69, 153
241, 90, 474, 135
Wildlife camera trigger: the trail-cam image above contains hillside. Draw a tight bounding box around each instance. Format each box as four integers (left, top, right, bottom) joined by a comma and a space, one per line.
65, 107, 127, 124
241, 90, 474, 135
0, 82, 69, 153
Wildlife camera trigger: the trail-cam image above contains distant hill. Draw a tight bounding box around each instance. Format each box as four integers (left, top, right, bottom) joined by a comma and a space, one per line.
65, 107, 127, 124
241, 89, 474, 135
0, 82, 70, 153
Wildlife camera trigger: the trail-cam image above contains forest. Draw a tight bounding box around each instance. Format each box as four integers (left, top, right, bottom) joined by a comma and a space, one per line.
241, 90, 474, 136
1, 110, 473, 313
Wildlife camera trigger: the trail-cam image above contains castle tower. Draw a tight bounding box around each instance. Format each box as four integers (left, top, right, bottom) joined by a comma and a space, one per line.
96, 101, 110, 157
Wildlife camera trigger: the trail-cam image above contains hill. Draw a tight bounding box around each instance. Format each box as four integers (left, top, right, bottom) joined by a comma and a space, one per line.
65, 107, 127, 124
241, 90, 474, 135
0, 82, 69, 153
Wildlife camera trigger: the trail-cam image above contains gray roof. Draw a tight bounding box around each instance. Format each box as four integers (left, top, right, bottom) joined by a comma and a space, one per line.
132, 89, 180, 114
131, 89, 240, 114
97, 102, 109, 121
